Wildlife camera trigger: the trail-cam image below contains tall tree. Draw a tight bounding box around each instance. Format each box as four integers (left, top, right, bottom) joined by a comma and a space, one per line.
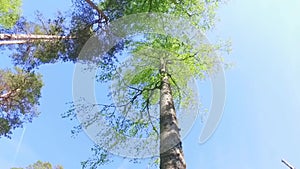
1, 0, 228, 168
0, 13, 73, 70
60, 0, 228, 168
68, 34, 223, 169
0, 0, 44, 138
122, 37, 217, 169
0, 0, 112, 71
0, 0, 112, 139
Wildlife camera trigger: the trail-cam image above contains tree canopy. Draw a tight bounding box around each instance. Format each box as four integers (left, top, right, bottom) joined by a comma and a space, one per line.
1, 0, 228, 168
63, 0, 228, 168
0, 67, 43, 138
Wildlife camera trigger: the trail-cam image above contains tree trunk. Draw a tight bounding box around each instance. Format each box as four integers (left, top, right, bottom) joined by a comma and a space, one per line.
160, 58, 186, 169
0, 33, 73, 45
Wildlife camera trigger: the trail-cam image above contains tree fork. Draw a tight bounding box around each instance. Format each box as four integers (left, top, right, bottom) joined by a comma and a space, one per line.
160, 57, 186, 169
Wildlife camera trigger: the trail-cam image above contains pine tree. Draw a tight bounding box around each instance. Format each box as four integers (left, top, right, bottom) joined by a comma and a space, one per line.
0, 68, 43, 138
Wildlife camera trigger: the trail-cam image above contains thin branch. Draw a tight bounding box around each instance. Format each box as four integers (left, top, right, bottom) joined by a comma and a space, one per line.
35, 11, 50, 34
166, 73, 182, 102
0, 88, 20, 99
145, 90, 159, 137
84, 0, 108, 24
115, 68, 161, 92
0, 91, 13, 99
174, 51, 199, 61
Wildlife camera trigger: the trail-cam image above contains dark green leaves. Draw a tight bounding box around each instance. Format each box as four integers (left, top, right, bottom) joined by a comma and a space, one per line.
0, 67, 43, 138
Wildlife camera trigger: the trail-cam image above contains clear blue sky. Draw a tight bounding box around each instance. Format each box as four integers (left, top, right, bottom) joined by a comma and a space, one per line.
1, 0, 300, 169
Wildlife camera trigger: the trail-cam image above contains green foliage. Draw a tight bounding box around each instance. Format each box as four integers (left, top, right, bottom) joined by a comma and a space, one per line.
1, 0, 223, 71
2, 6, 122, 71
120, 34, 219, 108
81, 145, 111, 169
11, 160, 64, 169
0, 0, 229, 167
5, 13, 72, 70
0, 0, 22, 28
0, 67, 43, 138
62, 0, 229, 168
101, 0, 221, 30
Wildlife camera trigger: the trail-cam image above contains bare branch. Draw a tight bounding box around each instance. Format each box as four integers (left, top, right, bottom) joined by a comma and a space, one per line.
145, 90, 159, 137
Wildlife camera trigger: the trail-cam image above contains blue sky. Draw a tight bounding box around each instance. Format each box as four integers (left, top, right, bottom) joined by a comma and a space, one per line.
1, 0, 300, 169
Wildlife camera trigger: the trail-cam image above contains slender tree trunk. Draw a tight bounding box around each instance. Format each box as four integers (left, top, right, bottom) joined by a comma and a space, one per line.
160, 58, 186, 169
0, 33, 73, 45
0, 40, 33, 45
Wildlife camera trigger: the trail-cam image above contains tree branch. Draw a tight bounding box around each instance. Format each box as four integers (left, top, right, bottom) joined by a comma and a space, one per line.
145, 90, 159, 137
84, 0, 108, 24
175, 51, 199, 61
166, 72, 182, 101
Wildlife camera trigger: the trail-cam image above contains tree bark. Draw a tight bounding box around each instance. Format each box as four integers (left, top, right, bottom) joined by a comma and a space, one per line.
160, 58, 186, 169
0, 34, 73, 45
